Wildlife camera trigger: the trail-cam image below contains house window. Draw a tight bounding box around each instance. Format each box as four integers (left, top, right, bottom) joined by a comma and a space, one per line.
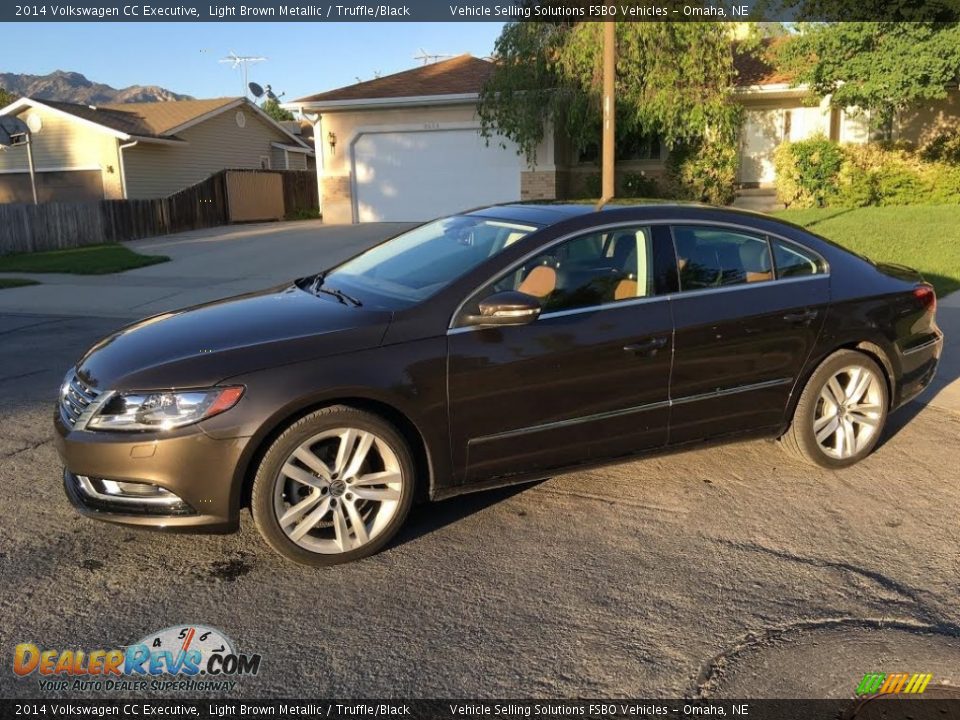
260, 156, 271, 170
578, 132, 662, 164
617, 132, 662, 161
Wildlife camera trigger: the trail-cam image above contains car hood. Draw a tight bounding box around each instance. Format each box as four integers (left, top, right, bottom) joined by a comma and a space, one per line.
76, 284, 393, 391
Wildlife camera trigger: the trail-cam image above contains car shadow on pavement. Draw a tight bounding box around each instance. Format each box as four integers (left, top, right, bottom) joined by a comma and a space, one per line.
875, 399, 927, 450
392, 481, 544, 547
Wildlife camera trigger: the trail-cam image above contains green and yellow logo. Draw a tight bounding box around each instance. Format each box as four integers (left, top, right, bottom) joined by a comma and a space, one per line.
856, 672, 933, 695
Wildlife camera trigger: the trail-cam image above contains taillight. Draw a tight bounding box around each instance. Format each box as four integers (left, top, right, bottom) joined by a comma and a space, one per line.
913, 284, 936, 315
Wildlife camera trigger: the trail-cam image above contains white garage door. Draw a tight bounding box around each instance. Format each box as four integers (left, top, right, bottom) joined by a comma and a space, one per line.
353, 128, 522, 222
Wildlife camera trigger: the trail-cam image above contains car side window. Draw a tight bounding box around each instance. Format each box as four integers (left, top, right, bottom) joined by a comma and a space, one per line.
772, 237, 825, 278
672, 225, 773, 291
486, 226, 655, 314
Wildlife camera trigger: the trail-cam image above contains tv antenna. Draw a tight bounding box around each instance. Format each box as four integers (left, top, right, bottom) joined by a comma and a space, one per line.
414, 48, 454, 65
219, 51, 267, 97
248, 82, 284, 103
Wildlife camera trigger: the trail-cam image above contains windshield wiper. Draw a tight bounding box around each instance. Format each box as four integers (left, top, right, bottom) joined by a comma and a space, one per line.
318, 286, 363, 307
298, 271, 362, 307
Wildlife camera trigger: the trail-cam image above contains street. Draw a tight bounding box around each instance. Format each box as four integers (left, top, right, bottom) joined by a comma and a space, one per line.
0, 222, 958, 700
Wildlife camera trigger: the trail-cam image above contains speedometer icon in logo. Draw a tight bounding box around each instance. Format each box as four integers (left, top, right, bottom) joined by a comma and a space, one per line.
135, 625, 235, 669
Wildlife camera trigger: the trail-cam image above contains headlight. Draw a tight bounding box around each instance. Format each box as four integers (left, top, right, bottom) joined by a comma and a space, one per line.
87, 386, 244, 431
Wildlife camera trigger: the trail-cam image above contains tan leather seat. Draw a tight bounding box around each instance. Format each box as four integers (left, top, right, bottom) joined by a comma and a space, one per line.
614, 279, 638, 300
740, 241, 773, 283
518, 265, 557, 298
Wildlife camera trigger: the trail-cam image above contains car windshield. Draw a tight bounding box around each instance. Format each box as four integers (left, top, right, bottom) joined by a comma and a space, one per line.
313, 216, 538, 309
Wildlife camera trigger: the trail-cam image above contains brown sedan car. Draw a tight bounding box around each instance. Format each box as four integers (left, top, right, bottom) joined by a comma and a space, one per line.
56, 204, 942, 565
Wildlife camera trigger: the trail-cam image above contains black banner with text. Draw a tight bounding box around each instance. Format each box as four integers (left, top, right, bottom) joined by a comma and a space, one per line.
5, 0, 960, 23
5, 698, 960, 720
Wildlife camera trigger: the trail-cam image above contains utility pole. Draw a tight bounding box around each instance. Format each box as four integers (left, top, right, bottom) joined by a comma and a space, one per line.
25, 134, 38, 205
597, 21, 616, 210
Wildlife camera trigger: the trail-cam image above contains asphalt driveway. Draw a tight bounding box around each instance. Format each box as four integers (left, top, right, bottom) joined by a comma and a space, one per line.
0, 220, 958, 700
0, 313, 958, 700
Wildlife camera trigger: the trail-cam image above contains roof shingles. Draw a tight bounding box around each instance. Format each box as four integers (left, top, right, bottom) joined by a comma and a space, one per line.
38, 97, 240, 138
292, 44, 799, 108
292, 54, 495, 104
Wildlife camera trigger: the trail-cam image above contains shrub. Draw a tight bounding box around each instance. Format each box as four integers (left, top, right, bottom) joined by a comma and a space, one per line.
664, 139, 739, 205
776, 137, 960, 208
621, 171, 659, 198
836, 143, 960, 207
773, 134, 844, 208
582, 172, 602, 198
919, 124, 960, 165
773, 142, 812, 208
286, 208, 322, 221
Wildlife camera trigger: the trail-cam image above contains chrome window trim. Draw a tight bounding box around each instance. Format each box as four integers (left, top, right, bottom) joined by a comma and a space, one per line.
469, 377, 792, 445
664, 272, 828, 302
446, 218, 830, 333
448, 271, 826, 335
666, 218, 830, 277
448, 220, 661, 331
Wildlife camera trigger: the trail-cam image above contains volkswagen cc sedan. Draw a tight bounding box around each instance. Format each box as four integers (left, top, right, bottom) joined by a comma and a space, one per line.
55, 203, 943, 565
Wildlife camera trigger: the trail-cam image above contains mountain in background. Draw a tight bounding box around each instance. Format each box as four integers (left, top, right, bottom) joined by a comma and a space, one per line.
0, 70, 192, 104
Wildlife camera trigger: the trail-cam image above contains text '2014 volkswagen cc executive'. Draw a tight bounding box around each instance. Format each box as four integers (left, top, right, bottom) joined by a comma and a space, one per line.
56, 203, 943, 565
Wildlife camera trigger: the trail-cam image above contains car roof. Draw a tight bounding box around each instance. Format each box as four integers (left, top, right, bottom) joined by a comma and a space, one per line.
464, 203, 595, 225
465, 201, 774, 228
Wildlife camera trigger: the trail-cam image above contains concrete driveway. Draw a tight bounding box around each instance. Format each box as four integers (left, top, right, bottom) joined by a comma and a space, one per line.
0, 220, 412, 319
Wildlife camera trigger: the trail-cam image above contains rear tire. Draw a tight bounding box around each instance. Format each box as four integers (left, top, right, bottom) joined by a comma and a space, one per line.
251, 406, 416, 566
781, 350, 888, 468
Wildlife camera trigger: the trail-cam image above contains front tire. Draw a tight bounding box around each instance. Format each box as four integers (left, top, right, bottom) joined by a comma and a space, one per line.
781, 350, 888, 468
251, 406, 416, 566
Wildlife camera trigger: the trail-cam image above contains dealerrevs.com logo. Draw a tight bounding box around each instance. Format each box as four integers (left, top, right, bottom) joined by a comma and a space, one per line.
13, 625, 262, 693
856, 672, 933, 695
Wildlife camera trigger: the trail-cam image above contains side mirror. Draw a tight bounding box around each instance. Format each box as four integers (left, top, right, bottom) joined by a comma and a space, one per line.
462, 291, 542, 327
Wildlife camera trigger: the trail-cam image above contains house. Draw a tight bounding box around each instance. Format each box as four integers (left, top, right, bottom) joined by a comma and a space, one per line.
285, 55, 549, 224
286, 53, 960, 223
733, 40, 960, 188
0, 96, 315, 203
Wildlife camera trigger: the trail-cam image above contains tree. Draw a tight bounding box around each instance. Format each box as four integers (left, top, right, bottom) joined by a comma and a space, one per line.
0, 88, 17, 107
476, 20, 745, 202
261, 98, 294, 122
477, 21, 741, 164
777, 23, 960, 128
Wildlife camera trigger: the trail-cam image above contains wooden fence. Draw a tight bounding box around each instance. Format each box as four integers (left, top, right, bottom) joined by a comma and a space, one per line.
0, 169, 318, 255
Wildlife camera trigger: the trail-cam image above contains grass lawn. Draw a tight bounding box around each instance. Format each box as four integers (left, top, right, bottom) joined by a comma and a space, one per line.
773, 206, 960, 297
0, 244, 169, 275
0, 278, 40, 290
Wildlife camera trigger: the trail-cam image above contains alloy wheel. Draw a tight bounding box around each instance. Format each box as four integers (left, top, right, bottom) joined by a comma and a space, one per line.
813, 365, 884, 460
273, 427, 403, 554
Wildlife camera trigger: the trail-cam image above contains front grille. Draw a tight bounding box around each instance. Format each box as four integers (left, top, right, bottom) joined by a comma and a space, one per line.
59, 373, 101, 428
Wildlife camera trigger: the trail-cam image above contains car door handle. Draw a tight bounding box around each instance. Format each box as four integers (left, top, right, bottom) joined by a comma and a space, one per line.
624, 337, 668, 355
783, 309, 818, 324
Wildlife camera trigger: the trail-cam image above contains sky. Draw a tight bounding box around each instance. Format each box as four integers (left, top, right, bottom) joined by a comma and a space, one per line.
1, 22, 506, 101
